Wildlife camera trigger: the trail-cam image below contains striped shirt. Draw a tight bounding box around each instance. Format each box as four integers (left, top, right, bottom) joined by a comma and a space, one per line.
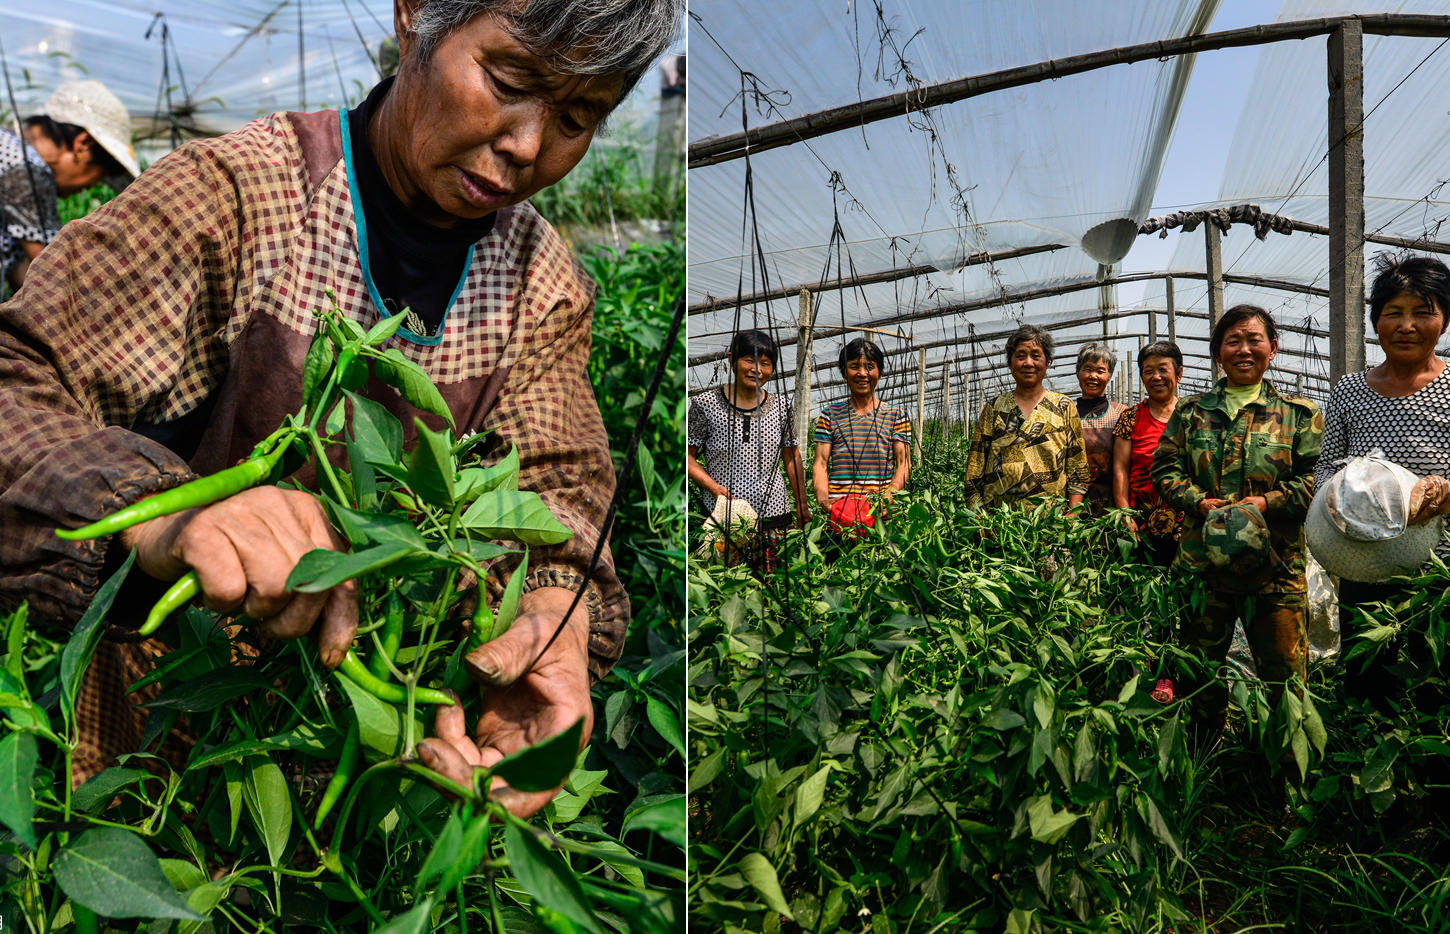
1317, 365, 1450, 559
813, 399, 911, 498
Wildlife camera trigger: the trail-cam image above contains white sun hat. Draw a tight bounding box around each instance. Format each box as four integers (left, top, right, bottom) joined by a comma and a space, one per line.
1305, 448, 1445, 582
36, 80, 140, 180
697, 497, 759, 555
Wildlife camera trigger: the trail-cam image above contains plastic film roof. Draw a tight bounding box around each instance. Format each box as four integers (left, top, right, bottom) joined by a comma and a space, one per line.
688, 0, 1450, 418
0, 2, 678, 167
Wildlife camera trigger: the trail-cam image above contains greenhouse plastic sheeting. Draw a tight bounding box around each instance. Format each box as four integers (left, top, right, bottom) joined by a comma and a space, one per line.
689, 0, 1220, 407
0, 1, 395, 140
690, 0, 1450, 413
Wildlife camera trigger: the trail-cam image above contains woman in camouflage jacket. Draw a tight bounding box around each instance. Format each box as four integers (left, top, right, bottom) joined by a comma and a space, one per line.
1151, 305, 1323, 738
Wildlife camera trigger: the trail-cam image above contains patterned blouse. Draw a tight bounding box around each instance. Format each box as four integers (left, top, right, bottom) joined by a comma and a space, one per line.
0, 128, 60, 282
1077, 396, 1126, 513
965, 390, 1090, 508
1317, 365, 1450, 560
688, 386, 796, 519
814, 399, 912, 499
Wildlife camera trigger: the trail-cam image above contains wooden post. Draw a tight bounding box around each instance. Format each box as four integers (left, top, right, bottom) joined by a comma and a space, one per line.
915, 349, 927, 464
1167, 277, 1177, 345
793, 289, 815, 450
940, 362, 952, 433
1205, 226, 1225, 379
1329, 19, 1366, 383
961, 369, 971, 434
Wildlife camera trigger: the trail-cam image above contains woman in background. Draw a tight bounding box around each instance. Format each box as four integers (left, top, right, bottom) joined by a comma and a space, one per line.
965, 324, 1088, 510
1074, 342, 1126, 514
1112, 340, 1186, 565
687, 329, 808, 564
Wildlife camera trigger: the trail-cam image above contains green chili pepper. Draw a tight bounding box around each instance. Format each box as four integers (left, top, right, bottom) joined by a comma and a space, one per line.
338, 650, 454, 706
56, 436, 292, 542
139, 571, 200, 636
448, 582, 496, 694
368, 591, 405, 679
314, 715, 360, 829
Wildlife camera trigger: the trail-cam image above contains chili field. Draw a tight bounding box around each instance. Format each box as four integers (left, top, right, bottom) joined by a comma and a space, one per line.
0, 239, 685, 933
688, 428, 1450, 932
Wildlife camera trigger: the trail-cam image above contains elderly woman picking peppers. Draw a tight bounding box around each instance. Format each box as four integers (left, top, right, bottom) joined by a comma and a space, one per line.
0, 0, 682, 817
1151, 305, 1322, 744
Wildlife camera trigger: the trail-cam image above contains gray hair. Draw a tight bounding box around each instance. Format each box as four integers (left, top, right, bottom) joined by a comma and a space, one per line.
1005, 324, 1054, 364
1076, 341, 1117, 374
410, 0, 682, 103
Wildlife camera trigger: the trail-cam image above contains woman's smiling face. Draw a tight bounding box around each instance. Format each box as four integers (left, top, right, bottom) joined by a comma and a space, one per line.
1216, 317, 1276, 387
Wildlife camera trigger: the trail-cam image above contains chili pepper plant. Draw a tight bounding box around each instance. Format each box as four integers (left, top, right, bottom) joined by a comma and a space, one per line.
0, 286, 683, 931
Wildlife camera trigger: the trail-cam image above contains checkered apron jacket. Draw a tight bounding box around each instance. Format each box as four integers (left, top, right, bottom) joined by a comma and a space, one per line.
0, 109, 626, 785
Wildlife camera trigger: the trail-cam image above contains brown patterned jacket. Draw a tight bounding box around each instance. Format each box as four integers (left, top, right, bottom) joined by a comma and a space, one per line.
0, 109, 627, 780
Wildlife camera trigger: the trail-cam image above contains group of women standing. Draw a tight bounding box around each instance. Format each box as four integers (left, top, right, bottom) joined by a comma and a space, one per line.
689, 252, 1450, 735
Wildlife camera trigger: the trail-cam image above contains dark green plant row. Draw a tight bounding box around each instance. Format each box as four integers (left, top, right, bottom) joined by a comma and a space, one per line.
688, 434, 1450, 932
0, 240, 685, 933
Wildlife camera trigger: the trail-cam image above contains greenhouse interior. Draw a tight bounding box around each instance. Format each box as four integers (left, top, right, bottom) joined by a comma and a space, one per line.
688, 0, 1450, 446
687, 1, 1450, 931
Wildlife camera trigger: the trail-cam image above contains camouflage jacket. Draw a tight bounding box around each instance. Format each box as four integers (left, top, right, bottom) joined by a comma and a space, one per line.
1150, 379, 1322, 593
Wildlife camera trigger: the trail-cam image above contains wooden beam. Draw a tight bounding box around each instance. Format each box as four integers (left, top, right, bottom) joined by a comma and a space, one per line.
687, 242, 1067, 316
793, 289, 815, 453
689, 14, 1450, 168
1205, 225, 1225, 380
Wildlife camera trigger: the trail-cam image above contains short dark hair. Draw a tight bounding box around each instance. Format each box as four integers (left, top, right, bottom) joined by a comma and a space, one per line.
1368, 252, 1450, 329
728, 328, 778, 365
838, 337, 885, 375
23, 115, 128, 179
1138, 340, 1183, 374
1005, 324, 1054, 364
1209, 305, 1277, 359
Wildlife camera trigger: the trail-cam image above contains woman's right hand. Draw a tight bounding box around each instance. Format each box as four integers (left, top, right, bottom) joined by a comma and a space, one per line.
1197, 497, 1229, 517
1409, 475, 1450, 525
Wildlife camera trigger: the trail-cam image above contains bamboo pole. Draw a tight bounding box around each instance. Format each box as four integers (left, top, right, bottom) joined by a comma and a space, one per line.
793, 289, 814, 452
689, 14, 1450, 167
914, 350, 927, 465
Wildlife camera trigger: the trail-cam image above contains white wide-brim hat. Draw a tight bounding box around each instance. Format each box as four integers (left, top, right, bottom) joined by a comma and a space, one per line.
1306, 448, 1444, 582
698, 497, 758, 548
36, 80, 140, 180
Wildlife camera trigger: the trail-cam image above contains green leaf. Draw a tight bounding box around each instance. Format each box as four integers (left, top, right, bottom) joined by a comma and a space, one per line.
645, 695, 684, 757
414, 811, 464, 894
144, 669, 272, 713
372, 899, 435, 934
687, 747, 725, 794
322, 501, 429, 551
1140, 795, 1183, 859
365, 309, 409, 347
1026, 795, 1081, 844
300, 334, 336, 410
0, 732, 38, 847
738, 853, 794, 920
436, 813, 489, 893
1301, 690, 1328, 755
324, 399, 347, 436
72, 767, 154, 814
455, 446, 520, 501
491, 718, 584, 794
504, 817, 603, 934
983, 709, 1026, 731
333, 670, 419, 757
5, 602, 28, 683
793, 765, 830, 826
492, 552, 529, 640
52, 828, 205, 920
459, 491, 573, 545
1116, 674, 1140, 705
407, 418, 457, 508
620, 795, 685, 847
61, 549, 135, 723
285, 542, 418, 594
241, 756, 291, 868
346, 390, 404, 466
372, 348, 454, 426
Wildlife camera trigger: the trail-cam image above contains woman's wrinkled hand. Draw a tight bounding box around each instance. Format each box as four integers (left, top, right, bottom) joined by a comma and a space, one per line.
415, 586, 591, 819
120, 486, 357, 667
1409, 475, 1450, 525
1198, 497, 1229, 517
